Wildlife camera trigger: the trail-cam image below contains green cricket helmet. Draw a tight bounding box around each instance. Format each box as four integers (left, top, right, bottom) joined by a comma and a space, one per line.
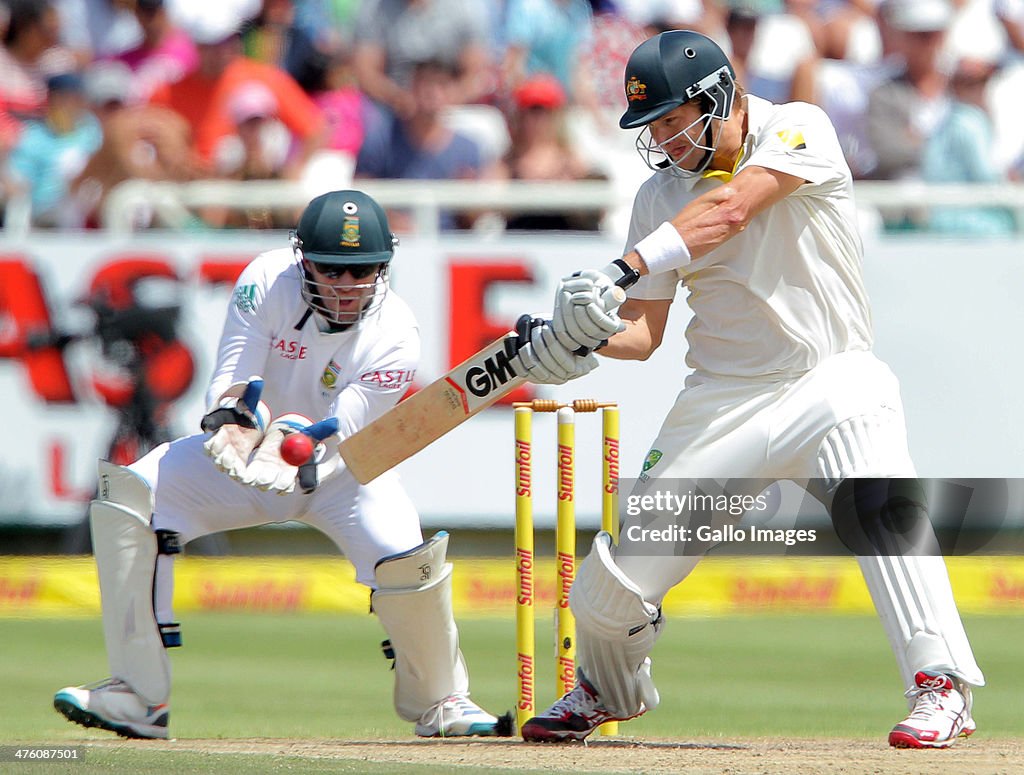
290, 190, 399, 328
619, 31, 737, 178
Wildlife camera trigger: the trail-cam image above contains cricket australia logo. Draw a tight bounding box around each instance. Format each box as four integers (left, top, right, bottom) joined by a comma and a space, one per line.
321, 360, 341, 389
642, 449, 663, 472
233, 284, 258, 313
626, 76, 647, 102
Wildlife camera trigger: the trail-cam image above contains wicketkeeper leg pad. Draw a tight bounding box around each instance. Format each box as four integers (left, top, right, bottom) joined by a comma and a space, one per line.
570, 531, 663, 719
371, 531, 470, 722
91, 460, 182, 706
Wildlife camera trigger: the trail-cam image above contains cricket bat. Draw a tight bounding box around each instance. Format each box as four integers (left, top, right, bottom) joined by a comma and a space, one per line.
339, 285, 627, 484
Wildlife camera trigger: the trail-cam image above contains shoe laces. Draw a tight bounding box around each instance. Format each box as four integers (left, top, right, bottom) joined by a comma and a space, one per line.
905, 678, 958, 721
906, 688, 946, 720
421, 693, 484, 737
442, 693, 483, 715
548, 680, 602, 718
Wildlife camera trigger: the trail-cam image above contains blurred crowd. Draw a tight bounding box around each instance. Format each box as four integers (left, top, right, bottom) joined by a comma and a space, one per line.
0, 0, 1021, 234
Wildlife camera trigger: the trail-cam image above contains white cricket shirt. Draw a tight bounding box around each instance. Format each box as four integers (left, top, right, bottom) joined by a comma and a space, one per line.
625, 95, 872, 379
206, 247, 420, 439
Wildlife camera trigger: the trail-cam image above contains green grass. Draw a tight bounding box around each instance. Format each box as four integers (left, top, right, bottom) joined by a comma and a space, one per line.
0, 612, 1021, 771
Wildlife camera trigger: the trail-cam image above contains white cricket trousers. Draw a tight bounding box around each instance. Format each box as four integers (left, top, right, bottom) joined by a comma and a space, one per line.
128, 434, 423, 622
616, 350, 915, 600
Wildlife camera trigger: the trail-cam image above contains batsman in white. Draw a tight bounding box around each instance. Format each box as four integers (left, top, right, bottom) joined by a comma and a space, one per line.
53, 189, 509, 740
512, 31, 984, 748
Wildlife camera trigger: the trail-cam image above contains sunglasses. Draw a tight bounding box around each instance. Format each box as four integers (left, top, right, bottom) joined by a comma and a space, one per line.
308, 261, 382, 280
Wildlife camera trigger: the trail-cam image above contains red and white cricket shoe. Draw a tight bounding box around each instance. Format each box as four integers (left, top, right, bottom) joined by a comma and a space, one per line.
521, 673, 639, 742
888, 670, 975, 749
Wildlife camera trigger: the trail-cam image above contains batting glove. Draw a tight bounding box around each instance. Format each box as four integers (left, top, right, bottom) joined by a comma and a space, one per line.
512, 315, 599, 385
241, 414, 341, 495
201, 377, 271, 480
550, 260, 638, 352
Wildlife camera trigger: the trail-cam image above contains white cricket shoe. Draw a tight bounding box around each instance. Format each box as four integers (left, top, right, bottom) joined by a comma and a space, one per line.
415, 693, 512, 737
888, 670, 975, 749
54, 678, 169, 739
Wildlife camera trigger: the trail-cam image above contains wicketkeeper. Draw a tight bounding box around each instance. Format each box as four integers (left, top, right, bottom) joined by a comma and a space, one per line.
54, 189, 509, 739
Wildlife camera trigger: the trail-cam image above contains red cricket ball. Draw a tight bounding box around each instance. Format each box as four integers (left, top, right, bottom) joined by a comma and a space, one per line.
280, 433, 315, 466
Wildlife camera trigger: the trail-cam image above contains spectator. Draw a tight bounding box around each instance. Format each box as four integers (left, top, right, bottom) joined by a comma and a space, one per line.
71, 60, 194, 227
242, 0, 321, 87
501, 0, 593, 100
922, 55, 1016, 235
148, 13, 326, 179
791, 1, 903, 178
0, 0, 74, 119
352, 0, 494, 117
293, 0, 356, 50
304, 46, 376, 159
4, 70, 101, 227
614, 0, 707, 33
55, 0, 142, 64
499, 73, 604, 231
820, 0, 884, 65
867, 0, 952, 181
573, 1, 647, 118
197, 80, 294, 228
727, 0, 818, 104
997, 0, 1024, 54
111, 0, 199, 101
355, 58, 485, 229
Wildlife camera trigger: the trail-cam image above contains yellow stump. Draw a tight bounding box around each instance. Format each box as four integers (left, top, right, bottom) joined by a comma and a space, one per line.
514, 407, 535, 732
599, 405, 620, 735
555, 407, 577, 698
601, 405, 620, 542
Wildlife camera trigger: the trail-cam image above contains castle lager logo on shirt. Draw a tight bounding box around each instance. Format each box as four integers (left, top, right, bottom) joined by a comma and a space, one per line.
321, 360, 341, 389
341, 216, 360, 247
642, 449, 663, 472
626, 76, 647, 102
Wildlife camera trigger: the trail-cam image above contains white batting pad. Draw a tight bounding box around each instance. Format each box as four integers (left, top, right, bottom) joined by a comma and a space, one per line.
570, 531, 663, 718
90, 461, 171, 706
858, 554, 985, 694
371, 532, 469, 721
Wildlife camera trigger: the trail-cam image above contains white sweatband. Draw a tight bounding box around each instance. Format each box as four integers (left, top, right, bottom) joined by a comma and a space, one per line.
634, 221, 691, 275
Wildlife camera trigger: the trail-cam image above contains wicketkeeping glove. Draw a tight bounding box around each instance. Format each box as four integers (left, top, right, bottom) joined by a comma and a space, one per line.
512, 314, 599, 385
551, 259, 640, 352
201, 377, 271, 480
241, 414, 341, 495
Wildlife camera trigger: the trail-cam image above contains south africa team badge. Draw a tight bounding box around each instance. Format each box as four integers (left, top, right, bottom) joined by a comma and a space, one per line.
321, 360, 341, 389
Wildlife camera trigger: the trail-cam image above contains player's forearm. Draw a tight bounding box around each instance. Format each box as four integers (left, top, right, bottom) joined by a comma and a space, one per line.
598, 298, 671, 361
622, 167, 803, 277
619, 188, 748, 277
599, 320, 658, 360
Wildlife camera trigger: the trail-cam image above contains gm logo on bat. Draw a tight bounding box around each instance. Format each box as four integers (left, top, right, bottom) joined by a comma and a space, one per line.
442, 331, 524, 416
464, 332, 521, 399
